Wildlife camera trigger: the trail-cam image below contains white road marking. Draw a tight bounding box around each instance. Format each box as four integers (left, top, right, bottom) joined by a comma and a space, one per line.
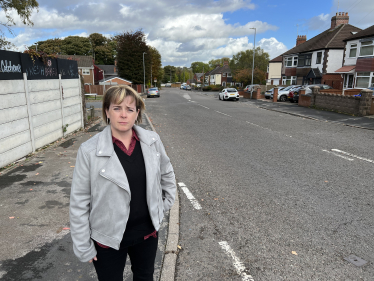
331, 149, 374, 164
322, 150, 354, 161
215, 110, 232, 117
196, 103, 210, 109
218, 241, 254, 281
178, 182, 202, 210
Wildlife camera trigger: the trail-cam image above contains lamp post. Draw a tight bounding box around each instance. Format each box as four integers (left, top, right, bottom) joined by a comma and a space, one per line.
143, 52, 147, 93
249, 27, 256, 86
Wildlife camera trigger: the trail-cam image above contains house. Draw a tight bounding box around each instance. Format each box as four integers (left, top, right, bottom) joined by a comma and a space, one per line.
193, 73, 204, 83
57, 55, 94, 85
335, 24, 374, 89
206, 61, 234, 86
99, 76, 132, 86
266, 55, 282, 85
95, 64, 118, 80
280, 12, 361, 89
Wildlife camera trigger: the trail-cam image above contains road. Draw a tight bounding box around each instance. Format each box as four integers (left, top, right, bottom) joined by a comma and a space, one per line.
145, 88, 374, 280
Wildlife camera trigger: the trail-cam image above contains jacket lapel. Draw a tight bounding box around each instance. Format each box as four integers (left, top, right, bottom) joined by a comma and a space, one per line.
97, 125, 130, 194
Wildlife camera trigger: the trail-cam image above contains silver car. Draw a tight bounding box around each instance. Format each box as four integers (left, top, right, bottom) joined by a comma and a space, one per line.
265, 87, 285, 99
302, 84, 333, 95
147, 87, 160, 98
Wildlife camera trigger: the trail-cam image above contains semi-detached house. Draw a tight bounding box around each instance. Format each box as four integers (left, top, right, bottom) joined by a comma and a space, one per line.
280, 12, 361, 90
336, 25, 374, 89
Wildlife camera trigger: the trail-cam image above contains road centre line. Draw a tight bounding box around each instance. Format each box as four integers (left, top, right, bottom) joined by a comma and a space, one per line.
178, 182, 202, 210
331, 149, 374, 164
218, 241, 254, 281
322, 150, 354, 161
195, 103, 210, 109
215, 110, 231, 117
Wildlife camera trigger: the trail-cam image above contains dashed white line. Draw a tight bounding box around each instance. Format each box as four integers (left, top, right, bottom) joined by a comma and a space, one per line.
215, 110, 231, 117
331, 149, 374, 164
196, 103, 210, 109
178, 182, 202, 210
322, 150, 354, 161
218, 241, 254, 281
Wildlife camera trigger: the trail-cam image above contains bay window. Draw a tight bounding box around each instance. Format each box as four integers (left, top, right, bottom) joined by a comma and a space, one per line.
356, 72, 372, 88
360, 40, 374, 56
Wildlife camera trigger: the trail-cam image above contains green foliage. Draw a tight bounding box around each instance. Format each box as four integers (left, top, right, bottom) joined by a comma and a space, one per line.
60, 36, 92, 56
0, 0, 39, 49
116, 30, 150, 84
89, 33, 116, 65
208, 57, 230, 69
62, 124, 69, 133
30, 38, 62, 54
148, 46, 162, 87
191, 61, 211, 73
162, 65, 177, 83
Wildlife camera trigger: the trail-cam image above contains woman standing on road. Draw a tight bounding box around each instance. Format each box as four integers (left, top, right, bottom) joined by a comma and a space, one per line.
70, 85, 176, 280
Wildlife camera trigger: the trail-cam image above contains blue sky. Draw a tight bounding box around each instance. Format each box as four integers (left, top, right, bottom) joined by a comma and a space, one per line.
1, 0, 373, 67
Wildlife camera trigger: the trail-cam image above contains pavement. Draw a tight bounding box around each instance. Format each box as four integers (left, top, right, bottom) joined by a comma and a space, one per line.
0, 104, 179, 281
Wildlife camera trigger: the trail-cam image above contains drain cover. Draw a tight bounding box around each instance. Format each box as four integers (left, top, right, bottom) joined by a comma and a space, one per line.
344, 255, 367, 267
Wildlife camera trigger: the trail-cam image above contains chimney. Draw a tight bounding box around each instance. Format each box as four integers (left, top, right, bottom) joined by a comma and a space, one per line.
296, 35, 307, 46
331, 12, 349, 29
223, 61, 229, 66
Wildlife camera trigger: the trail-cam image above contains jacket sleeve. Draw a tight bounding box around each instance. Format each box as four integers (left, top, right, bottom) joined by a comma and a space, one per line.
157, 137, 176, 213
69, 145, 97, 262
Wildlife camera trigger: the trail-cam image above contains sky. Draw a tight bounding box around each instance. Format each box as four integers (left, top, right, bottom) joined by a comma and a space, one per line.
1, 0, 374, 67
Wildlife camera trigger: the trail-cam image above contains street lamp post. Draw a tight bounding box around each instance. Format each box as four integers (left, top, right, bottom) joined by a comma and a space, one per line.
143, 52, 147, 93
249, 27, 256, 86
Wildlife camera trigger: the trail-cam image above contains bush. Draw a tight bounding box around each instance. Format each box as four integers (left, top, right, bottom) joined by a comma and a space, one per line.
203, 86, 212, 91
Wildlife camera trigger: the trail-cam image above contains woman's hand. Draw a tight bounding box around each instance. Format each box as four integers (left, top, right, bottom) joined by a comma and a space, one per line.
89, 256, 97, 263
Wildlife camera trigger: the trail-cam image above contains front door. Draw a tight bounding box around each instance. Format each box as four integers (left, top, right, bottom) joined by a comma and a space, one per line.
345, 74, 354, 88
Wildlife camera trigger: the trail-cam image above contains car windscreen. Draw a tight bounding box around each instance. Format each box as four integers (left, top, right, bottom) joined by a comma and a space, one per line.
149, 88, 157, 90
227, 89, 237, 92
283, 86, 293, 90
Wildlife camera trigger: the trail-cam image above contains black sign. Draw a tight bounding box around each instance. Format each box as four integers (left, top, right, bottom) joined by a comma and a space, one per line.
21, 54, 59, 80
57, 59, 79, 79
0, 50, 23, 80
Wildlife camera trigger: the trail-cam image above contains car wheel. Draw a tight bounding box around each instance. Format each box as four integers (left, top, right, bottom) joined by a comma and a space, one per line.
280, 95, 287, 102
236, 98, 239, 101
290, 100, 294, 103
219, 95, 221, 100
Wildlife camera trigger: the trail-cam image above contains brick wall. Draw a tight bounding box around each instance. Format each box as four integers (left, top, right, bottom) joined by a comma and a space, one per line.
285, 67, 297, 76
321, 74, 344, 90
313, 93, 361, 115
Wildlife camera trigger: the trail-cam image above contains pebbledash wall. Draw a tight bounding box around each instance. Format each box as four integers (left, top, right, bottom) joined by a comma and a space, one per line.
0, 50, 83, 168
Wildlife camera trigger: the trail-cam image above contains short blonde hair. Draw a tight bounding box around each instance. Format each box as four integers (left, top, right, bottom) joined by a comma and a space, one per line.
102, 85, 145, 124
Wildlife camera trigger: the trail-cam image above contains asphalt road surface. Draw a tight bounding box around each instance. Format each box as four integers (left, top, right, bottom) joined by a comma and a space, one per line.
145, 88, 374, 280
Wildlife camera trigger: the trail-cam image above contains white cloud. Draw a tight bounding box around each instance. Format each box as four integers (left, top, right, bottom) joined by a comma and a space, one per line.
258, 37, 288, 59
307, 13, 330, 31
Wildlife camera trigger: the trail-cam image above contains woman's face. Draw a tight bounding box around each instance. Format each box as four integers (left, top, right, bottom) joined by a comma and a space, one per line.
106, 95, 139, 135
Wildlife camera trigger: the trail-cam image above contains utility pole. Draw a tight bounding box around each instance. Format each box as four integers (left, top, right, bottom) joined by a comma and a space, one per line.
201, 65, 204, 91
249, 27, 256, 87
143, 52, 146, 93
151, 64, 152, 87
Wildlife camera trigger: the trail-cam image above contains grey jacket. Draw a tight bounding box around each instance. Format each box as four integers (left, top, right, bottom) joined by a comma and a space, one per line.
70, 125, 176, 262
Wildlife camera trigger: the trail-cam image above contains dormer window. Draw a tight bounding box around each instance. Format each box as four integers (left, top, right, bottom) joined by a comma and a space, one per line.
349, 44, 357, 57
360, 40, 374, 56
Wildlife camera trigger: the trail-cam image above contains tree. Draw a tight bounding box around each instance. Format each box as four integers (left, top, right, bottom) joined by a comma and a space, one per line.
30, 38, 62, 54
60, 36, 92, 56
229, 47, 269, 75
148, 46, 162, 87
0, 0, 39, 49
88, 33, 117, 65
116, 30, 150, 84
233, 68, 266, 85
162, 65, 176, 83
191, 61, 210, 74
208, 57, 230, 69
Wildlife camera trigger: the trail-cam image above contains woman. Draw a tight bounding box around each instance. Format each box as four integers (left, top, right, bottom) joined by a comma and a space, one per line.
70, 85, 176, 280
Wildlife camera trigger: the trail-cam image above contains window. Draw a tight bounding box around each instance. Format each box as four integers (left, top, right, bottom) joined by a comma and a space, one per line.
360, 40, 374, 56
297, 54, 312, 67
293, 57, 298, 66
222, 73, 226, 77
286, 57, 293, 67
227, 73, 232, 77
356, 72, 372, 88
316, 52, 322, 64
82, 69, 90, 75
349, 44, 357, 57
282, 76, 296, 85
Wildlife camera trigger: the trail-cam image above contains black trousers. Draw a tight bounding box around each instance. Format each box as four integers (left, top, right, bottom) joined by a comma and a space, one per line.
92, 235, 158, 281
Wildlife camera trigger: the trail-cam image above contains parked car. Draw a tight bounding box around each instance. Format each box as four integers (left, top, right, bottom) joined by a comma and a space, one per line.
244, 84, 260, 92
265, 87, 285, 99
302, 84, 333, 95
271, 85, 301, 102
180, 85, 186, 89
288, 86, 302, 102
353, 87, 374, 97
147, 87, 160, 98
219, 88, 239, 101
165, 83, 172, 87
185, 85, 191, 91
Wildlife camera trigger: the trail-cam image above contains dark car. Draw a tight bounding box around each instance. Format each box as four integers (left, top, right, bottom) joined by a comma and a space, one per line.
288, 86, 302, 103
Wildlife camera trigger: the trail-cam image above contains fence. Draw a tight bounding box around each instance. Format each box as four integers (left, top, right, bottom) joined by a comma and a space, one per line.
0, 50, 83, 168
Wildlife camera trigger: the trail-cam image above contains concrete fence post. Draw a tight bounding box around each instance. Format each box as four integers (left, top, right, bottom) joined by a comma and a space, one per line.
358, 89, 374, 116
23, 73, 36, 152
310, 85, 320, 106
273, 87, 278, 102
58, 74, 66, 137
